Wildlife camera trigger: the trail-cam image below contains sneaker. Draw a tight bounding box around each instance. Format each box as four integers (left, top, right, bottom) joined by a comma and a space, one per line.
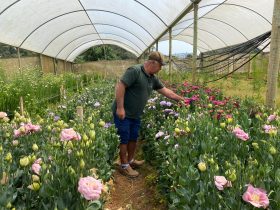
119, 165, 139, 178
129, 159, 145, 169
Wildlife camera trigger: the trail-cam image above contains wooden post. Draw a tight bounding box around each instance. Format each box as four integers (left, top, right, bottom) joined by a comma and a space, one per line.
60, 85, 64, 101
192, 1, 198, 84
20, 96, 24, 116
17, 47, 22, 74
39, 54, 44, 73
266, 0, 280, 109
169, 28, 172, 83
64, 60, 66, 72
247, 54, 252, 79
53, 58, 57, 74
76, 106, 83, 122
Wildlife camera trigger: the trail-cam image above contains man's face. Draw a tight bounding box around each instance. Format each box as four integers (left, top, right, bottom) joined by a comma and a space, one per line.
150, 60, 162, 74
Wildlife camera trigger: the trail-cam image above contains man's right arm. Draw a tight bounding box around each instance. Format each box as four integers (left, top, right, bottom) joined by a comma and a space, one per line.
115, 81, 127, 119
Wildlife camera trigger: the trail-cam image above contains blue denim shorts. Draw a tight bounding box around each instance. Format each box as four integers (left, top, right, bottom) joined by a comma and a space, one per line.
113, 113, 141, 144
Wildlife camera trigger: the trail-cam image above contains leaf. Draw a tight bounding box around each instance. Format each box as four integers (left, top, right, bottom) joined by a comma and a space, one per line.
86, 200, 102, 210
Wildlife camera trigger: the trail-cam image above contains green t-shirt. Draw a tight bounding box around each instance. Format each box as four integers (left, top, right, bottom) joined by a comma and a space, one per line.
112, 64, 164, 119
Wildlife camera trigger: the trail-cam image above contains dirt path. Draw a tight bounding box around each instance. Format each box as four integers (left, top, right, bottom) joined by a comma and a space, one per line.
104, 146, 167, 210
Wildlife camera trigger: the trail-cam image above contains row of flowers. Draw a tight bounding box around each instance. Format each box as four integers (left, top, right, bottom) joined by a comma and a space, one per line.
141, 82, 279, 209
0, 81, 118, 209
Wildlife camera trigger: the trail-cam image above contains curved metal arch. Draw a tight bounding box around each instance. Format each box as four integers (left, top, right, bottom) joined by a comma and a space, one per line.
86, 9, 155, 39
175, 34, 213, 51
65, 38, 139, 61
94, 23, 149, 47
19, 9, 155, 48
56, 32, 143, 58
0, 0, 21, 15
176, 17, 248, 40
42, 23, 148, 54
41, 24, 92, 53
177, 3, 271, 26
211, 3, 272, 25
173, 27, 228, 47
132, 0, 168, 26
78, 0, 104, 45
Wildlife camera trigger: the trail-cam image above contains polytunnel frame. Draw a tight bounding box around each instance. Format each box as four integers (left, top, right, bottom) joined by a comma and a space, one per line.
65, 38, 139, 61
169, 2, 272, 52
55, 32, 143, 59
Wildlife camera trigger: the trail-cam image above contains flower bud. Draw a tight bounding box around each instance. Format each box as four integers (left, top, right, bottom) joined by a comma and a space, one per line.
269, 146, 277, 155
32, 144, 39, 151
198, 162, 207, 172
20, 157, 30, 167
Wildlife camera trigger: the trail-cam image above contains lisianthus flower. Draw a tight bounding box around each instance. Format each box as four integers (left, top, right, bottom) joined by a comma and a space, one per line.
60, 128, 81, 141
232, 127, 249, 141
94, 102, 100, 107
214, 176, 232, 191
263, 125, 277, 134
78, 176, 103, 200
242, 184, 269, 208
155, 131, 164, 139
32, 163, 41, 175
0, 112, 7, 119
25, 123, 41, 133
267, 114, 277, 122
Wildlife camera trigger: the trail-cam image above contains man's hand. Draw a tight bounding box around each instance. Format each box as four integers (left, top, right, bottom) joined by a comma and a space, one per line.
116, 107, 125, 120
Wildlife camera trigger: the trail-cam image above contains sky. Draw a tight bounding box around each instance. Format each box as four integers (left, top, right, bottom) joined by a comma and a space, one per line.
157, 40, 194, 55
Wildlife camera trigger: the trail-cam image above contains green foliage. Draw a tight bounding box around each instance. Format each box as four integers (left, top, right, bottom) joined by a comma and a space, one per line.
0, 67, 95, 116
75, 44, 136, 62
141, 83, 280, 209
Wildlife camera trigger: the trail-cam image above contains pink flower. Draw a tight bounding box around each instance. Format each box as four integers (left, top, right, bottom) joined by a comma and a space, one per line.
78, 176, 103, 200
25, 123, 41, 132
60, 128, 81, 141
267, 114, 277, 122
214, 176, 232, 191
0, 112, 7, 119
32, 163, 41, 175
232, 127, 249, 141
34, 158, 42, 164
263, 125, 277, 133
13, 123, 41, 138
242, 184, 269, 208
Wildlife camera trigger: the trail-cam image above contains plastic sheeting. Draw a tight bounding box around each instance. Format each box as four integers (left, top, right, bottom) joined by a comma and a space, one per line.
161, 0, 273, 53
0, 0, 190, 61
0, 0, 274, 61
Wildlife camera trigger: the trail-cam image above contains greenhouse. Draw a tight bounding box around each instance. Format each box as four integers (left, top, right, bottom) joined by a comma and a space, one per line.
0, 0, 280, 209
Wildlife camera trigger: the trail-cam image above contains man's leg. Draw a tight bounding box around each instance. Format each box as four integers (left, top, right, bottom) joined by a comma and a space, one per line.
120, 143, 129, 165
128, 118, 144, 168
127, 141, 137, 162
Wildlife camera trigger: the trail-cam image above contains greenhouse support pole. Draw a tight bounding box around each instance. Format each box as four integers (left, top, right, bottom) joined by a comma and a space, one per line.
266, 0, 280, 109
192, 1, 198, 84
156, 41, 158, 51
168, 28, 172, 83
17, 47, 22, 73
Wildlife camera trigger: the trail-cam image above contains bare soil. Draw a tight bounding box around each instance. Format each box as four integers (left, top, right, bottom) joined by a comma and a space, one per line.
104, 144, 167, 210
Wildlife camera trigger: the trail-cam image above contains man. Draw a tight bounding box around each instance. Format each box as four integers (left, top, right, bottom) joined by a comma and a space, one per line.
112, 51, 184, 177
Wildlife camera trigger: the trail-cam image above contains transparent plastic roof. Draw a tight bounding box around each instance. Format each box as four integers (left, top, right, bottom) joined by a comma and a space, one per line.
161, 0, 273, 53
0, 0, 274, 61
0, 0, 191, 61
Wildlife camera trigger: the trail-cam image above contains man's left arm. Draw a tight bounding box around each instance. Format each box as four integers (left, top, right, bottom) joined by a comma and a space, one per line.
157, 87, 184, 102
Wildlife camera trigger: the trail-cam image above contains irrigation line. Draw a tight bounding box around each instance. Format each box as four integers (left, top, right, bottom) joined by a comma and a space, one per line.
203, 42, 270, 84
